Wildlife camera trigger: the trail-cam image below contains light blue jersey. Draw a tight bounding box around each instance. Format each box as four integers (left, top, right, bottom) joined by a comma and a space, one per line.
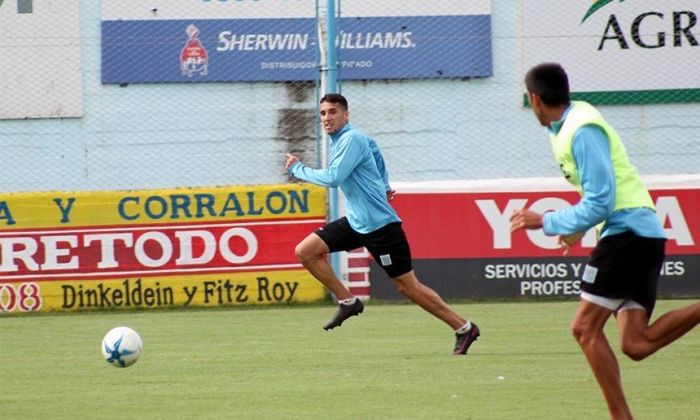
543, 105, 666, 239
288, 123, 400, 234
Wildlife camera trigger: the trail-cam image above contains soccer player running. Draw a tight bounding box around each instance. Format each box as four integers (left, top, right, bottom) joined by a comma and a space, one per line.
285, 93, 479, 355
511, 63, 700, 419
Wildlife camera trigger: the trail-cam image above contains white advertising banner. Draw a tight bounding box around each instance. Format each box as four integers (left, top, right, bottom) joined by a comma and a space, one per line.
100, 0, 491, 20
0, 0, 83, 119
521, 0, 700, 104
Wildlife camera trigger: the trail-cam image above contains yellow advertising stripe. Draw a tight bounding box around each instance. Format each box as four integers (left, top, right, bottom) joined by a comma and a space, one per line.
0, 183, 326, 229
1, 270, 327, 313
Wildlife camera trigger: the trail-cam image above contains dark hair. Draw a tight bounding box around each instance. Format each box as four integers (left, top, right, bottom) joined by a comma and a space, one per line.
524, 63, 570, 106
320, 93, 348, 110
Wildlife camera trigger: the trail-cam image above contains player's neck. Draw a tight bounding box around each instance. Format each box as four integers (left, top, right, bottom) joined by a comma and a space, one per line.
545, 105, 568, 127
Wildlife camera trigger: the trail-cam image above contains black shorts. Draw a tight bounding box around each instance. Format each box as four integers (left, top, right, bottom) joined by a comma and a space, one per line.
315, 217, 413, 278
580, 231, 666, 316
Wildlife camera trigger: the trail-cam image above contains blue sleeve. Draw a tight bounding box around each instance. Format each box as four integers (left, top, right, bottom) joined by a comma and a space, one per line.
373, 145, 391, 191
289, 134, 364, 187
543, 125, 615, 235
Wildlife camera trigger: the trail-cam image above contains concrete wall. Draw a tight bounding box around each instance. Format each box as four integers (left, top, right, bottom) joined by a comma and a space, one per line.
2, 1, 698, 193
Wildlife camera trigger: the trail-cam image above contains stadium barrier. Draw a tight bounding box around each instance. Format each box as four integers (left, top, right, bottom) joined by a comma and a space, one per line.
0, 183, 327, 313
368, 175, 700, 301
2, 2, 699, 311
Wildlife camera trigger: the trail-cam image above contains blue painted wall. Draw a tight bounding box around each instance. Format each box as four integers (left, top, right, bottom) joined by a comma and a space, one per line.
1, 1, 698, 193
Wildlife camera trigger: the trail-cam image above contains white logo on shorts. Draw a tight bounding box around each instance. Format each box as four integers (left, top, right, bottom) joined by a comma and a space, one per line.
380, 254, 392, 266
582, 264, 598, 284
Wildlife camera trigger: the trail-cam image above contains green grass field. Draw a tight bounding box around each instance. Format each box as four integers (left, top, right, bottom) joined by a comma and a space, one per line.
1, 300, 698, 419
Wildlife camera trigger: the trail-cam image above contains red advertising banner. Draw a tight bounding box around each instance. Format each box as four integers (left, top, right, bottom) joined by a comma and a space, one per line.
397, 189, 700, 259
370, 177, 700, 300
1, 221, 323, 281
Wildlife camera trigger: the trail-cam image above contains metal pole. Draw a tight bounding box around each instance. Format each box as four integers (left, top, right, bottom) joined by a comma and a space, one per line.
326, 0, 338, 94
325, 0, 342, 283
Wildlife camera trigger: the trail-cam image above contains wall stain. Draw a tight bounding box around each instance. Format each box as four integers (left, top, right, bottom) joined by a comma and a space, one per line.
277, 82, 317, 182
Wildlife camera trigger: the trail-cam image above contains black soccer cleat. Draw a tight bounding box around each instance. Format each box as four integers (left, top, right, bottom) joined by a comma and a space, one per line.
323, 299, 364, 330
453, 323, 480, 355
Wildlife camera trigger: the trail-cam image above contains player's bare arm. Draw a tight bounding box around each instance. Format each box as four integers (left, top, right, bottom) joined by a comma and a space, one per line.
285, 153, 299, 171
511, 209, 584, 254
557, 232, 585, 255
509, 209, 543, 231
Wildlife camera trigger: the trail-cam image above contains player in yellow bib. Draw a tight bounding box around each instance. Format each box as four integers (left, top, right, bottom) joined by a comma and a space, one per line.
511, 63, 700, 419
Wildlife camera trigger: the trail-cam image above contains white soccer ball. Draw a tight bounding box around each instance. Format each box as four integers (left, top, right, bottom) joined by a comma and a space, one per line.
101, 326, 143, 368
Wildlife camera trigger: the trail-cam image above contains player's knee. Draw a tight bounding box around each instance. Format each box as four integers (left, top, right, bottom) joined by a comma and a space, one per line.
621, 344, 647, 361
294, 243, 310, 264
571, 319, 592, 345
393, 278, 416, 297
571, 325, 583, 344
620, 339, 649, 361
393, 279, 409, 296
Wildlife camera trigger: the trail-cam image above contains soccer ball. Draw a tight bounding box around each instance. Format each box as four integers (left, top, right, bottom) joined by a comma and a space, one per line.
101, 326, 143, 368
